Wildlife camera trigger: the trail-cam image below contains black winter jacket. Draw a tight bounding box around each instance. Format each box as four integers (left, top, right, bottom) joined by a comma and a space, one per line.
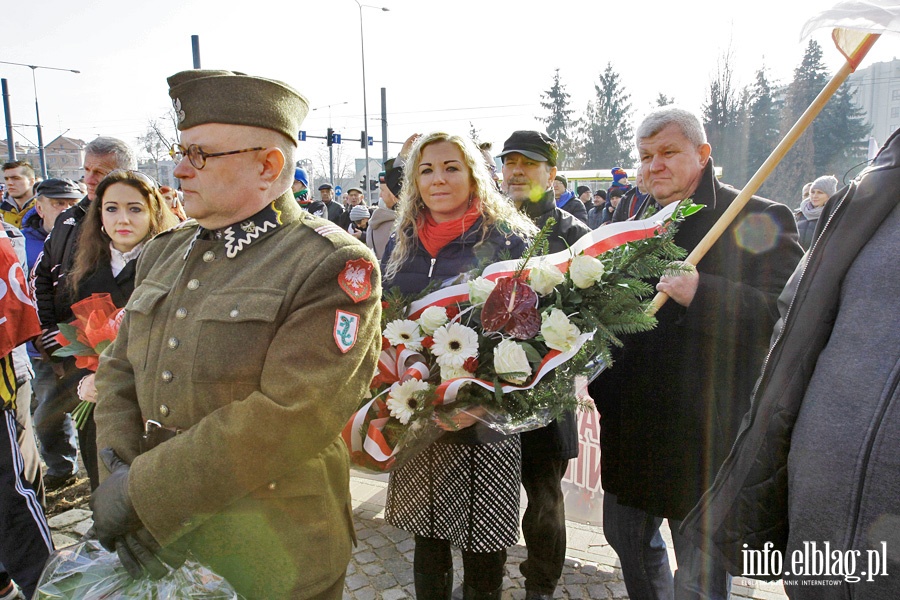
588, 159, 803, 519
381, 217, 526, 296
520, 189, 590, 256
556, 192, 588, 225
681, 129, 900, 578
32, 196, 90, 351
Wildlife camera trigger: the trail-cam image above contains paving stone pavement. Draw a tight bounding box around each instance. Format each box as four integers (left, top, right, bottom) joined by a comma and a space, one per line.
344, 475, 788, 600
46, 475, 788, 599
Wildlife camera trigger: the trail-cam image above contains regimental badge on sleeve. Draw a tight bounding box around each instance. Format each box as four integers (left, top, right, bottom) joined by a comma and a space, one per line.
334, 310, 360, 353
338, 258, 373, 304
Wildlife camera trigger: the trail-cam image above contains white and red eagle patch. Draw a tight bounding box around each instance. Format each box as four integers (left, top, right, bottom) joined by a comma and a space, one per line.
338, 258, 373, 304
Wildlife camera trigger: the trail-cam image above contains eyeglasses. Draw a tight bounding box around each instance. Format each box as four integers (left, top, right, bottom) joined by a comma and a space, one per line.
169, 143, 264, 170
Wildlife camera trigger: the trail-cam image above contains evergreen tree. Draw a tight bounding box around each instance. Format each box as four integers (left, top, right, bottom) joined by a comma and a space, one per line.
767, 40, 870, 206
816, 82, 871, 180
539, 69, 576, 168
746, 67, 781, 197
655, 93, 676, 107
577, 63, 634, 169
769, 40, 829, 205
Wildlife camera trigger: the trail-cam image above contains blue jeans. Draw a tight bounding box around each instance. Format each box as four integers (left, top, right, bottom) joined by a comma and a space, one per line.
603, 492, 731, 600
32, 359, 79, 478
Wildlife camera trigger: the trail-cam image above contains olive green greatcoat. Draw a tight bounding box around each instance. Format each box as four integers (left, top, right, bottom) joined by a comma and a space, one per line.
94, 193, 382, 599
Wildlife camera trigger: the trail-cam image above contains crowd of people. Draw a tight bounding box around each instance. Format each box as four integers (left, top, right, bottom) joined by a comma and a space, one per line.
0, 67, 897, 600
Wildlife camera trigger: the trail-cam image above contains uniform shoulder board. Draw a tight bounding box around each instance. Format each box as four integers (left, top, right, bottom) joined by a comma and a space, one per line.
314, 223, 344, 239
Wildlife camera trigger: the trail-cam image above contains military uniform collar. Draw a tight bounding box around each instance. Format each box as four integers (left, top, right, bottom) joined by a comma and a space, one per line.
195, 191, 301, 259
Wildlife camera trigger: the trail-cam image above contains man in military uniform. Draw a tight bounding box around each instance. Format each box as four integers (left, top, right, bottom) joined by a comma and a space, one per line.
91, 69, 382, 599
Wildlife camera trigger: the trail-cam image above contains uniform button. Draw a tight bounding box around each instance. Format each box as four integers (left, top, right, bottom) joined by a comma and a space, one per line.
203, 251, 215, 262
167, 337, 179, 349
175, 308, 188, 319
159, 404, 170, 417
229, 309, 240, 318
161, 370, 173, 383
187, 279, 200, 290
267, 482, 277, 491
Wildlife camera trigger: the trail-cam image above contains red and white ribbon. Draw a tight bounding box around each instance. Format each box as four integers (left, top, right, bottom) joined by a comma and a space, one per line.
433, 331, 594, 404
342, 392, 395, 462
344, 331, 594, 465
376, 344, 429, 385
408, 203, 677, 319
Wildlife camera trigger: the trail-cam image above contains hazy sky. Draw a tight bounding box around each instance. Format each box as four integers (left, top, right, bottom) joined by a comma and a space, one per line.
3, 0, 897, 173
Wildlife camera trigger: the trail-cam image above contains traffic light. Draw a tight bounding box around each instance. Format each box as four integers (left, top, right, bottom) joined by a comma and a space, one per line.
369, 179, 378, 191
360, 131, 367, 149
327, 127, 334, 147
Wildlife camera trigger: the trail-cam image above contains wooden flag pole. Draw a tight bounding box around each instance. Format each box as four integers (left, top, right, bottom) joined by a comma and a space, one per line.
647, 33, 880, 316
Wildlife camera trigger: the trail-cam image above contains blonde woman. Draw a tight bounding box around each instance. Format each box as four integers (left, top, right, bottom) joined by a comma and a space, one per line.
381, 132, 536, 600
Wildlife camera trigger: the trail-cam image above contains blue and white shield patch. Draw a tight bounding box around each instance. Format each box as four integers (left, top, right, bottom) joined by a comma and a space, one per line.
333, 310, 360, 354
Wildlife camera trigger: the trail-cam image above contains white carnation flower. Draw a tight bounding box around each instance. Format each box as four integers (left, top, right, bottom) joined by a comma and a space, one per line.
418, 306, 449, 335
386, 379, 431, 425
431, 323, 479, 368
493, 339, 532, 385
383, 319, 424, 351
528, 259, 565, 296
467, 277, 497, 305
569, 254, 606, 289
541, 309, 581, 352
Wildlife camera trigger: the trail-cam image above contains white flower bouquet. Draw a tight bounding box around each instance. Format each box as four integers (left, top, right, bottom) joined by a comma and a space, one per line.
342, 200, 700, 473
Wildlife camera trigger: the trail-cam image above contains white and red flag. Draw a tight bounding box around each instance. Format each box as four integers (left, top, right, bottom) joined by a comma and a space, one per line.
0, 228, 41, 358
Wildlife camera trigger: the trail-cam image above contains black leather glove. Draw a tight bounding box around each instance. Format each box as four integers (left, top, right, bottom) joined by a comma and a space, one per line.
116, 528, 185, 580
90, 448, 143, 552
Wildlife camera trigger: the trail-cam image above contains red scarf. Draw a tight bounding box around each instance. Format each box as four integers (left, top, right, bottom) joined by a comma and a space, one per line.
417, 201, 481, 258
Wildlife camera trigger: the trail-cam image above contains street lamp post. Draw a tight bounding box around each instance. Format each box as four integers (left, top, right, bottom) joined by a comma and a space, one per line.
312, 101, 348, 186
353, 1, 389, 205
0, 60, 80, 179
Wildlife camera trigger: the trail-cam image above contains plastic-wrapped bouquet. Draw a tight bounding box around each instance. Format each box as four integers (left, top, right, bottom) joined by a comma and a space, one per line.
343, 200, 700, 473
35, 540, 241, 599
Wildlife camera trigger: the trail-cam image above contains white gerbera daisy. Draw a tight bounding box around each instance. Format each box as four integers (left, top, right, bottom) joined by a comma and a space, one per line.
383, 319, 424, 351
387, 379, 431, 424
431, 322, 479, 368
